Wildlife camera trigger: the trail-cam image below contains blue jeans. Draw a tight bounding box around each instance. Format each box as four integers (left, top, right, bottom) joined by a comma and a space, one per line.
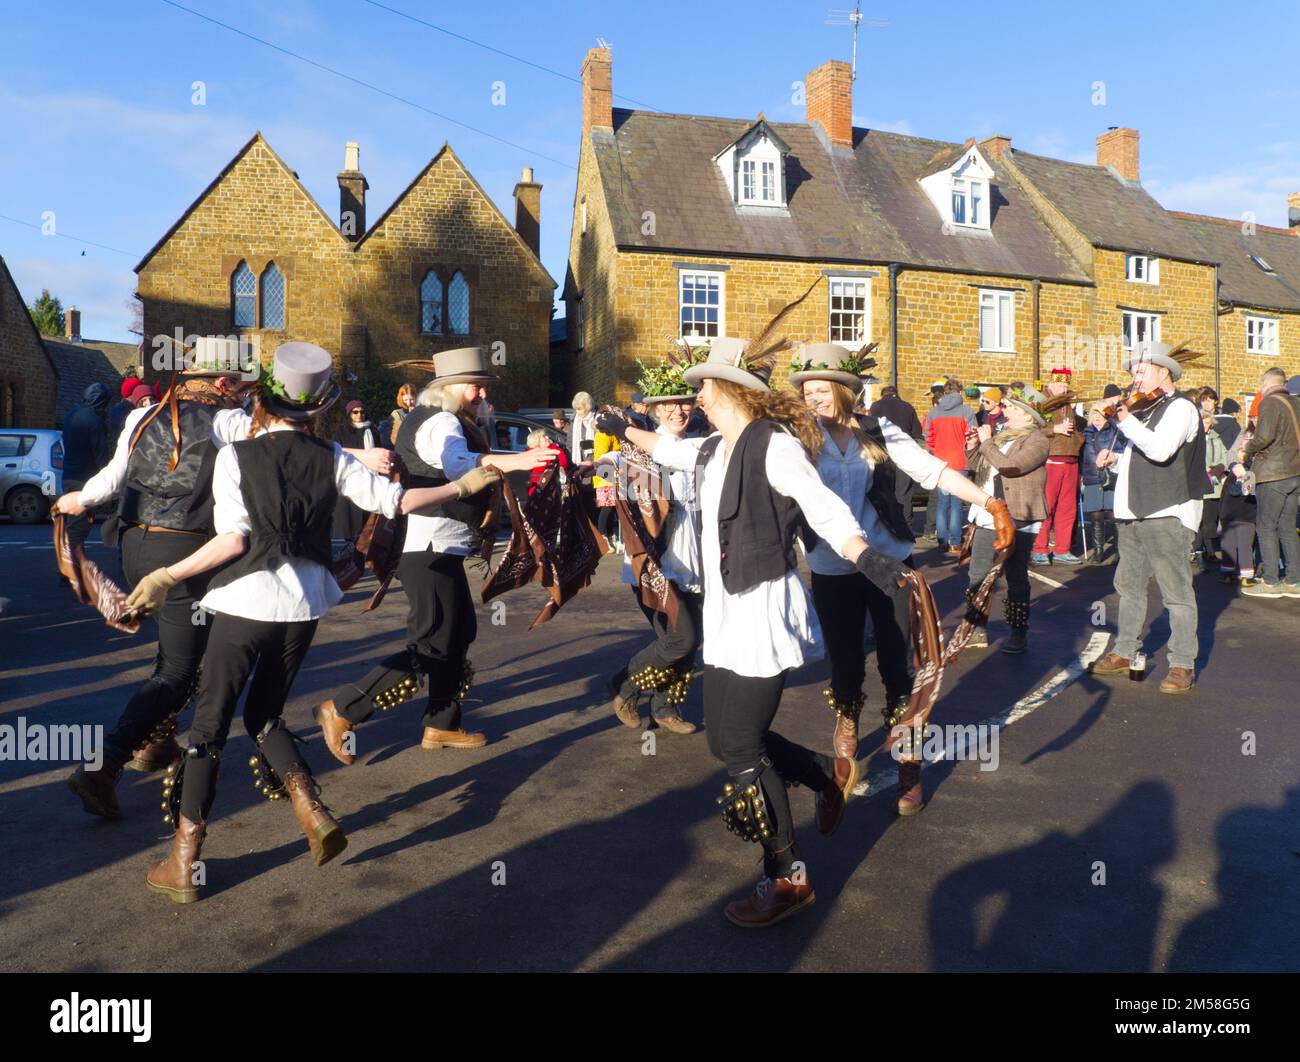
936, 472, 970, 546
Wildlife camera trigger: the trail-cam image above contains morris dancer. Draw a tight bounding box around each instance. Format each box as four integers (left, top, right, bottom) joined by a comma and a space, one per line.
602, 353, 705, 736
1089, 341, 1205, 693
126, 344, 501, 902
315, 348, 554, 763
601, 318, 907, 928
963, 387, 1056, 655
790, 343, 1011, 776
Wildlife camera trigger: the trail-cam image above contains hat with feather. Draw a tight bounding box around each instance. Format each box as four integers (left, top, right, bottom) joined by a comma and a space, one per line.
788, 341, 879, 390
1122, 339, 1202, 382
1003, 385, 1076, 427
635, 340, 709, 405
683, 278, 822, 392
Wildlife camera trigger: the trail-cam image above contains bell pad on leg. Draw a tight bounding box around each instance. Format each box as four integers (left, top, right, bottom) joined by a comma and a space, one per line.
717, 758, 776, 844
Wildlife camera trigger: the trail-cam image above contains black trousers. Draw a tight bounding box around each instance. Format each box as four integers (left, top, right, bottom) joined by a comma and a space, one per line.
1193, 496, 1221, 557
1219, 492, 1258, 574
333, 549, 477, 731
618, 585, 703, 718
969, 525, 1033, 608
104, 526, 212, 759
181, 612, 318, 821
809, 569, 912, 704
703, 666, 833, 880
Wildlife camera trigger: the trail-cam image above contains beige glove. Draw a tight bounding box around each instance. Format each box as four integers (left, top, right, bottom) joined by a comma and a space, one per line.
125, 567, 177, 616
453, 465, 503, 498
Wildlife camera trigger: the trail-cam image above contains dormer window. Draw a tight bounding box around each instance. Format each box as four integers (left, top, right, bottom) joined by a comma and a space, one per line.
715, 118, 790, 212
1249, 253, 1274, 274
919, 141, 994, 232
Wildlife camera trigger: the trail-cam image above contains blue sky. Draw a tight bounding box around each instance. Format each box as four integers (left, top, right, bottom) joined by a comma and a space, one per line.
2, 0, 1297, 343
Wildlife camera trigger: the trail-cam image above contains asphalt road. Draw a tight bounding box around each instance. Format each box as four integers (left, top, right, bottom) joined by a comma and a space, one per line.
1, 519, 1298, 972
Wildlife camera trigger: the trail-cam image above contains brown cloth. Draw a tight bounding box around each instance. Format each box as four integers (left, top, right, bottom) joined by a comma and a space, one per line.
482, 462, 608, 628
884, 539, 1010, 758
332, 469, 408, 613
52, 512, 140, 634
1041, 404, 1086, 458
611, 436, 681, 631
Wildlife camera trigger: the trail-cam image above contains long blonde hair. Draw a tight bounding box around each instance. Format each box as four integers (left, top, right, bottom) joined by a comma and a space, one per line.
800, 379, 889, 464
712, 379, 823, 455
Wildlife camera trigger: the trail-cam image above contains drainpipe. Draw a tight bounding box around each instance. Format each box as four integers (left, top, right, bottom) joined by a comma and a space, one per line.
1031, 278, 1041, 382
889, 263, 901, 389
1212, 264, 1221, 396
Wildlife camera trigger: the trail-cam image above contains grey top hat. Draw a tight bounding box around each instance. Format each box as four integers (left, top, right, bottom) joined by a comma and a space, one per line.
682, 337, 772, 392
261, 342, 340, 420
788, 342, 878, 390
1122, 340, 1184, 381
432, 347, 497, 386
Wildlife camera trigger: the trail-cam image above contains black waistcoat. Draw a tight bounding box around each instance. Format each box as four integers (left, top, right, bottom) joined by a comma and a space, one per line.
854, 413, 916, 543
1126, 394, 1206, 518
116, 401, 218, 533
207, 432, 337, 590
394, 406, 492, 527
697, 419, 813, 595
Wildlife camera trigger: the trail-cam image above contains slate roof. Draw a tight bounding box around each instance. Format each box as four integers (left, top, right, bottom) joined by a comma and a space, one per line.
1168, 212, 1300, 313
43, 337, 137, 423
591, 109, 1091, 284
1008, 151, 1214, 264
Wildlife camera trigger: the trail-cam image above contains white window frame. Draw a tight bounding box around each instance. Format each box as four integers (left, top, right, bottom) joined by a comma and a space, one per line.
1245, 315, 1278, 356
978, 289, 1015, 352
1125, 254, 1159, 284
575, 296, 585, 351
828, 278, 870, 344
678, 270, 725, 342
580, 199, 587, 235
951, 176, 988, 229
761, 160, 776, 203
1121, 310, 1162, 350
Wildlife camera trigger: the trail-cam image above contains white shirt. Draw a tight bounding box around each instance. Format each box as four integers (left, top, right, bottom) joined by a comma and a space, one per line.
79, 407, 252, 507
618, 425, 703, 593
807, 417, 947, 574
1114, 395, 1204, 532
200, 426, 403, 622
653, 429, 864, 678
969, 438, 1042, 535
403, 411, 481, 556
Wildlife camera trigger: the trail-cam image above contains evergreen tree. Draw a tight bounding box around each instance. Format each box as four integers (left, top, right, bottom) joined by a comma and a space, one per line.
29, 290, 65, 337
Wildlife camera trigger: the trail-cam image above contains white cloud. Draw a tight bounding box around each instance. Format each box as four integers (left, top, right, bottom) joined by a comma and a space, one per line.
7, 255, 139, 343
853, 114, 913, 135
1147, 166, 1300, 229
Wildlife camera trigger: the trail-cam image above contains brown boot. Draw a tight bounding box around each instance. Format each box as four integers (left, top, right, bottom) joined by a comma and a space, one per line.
832, 714, 858, 759
724, 875, 816, 928
313, 699, 355, 766
284, 771, 347, 867
1090, 651, 1131, 676
421, 726, 487, 750
1159, 667, 1195, 694
146, 815, 206, 903
815, 755, 859, 837
897, 760, 923, 817
127, 734, 183, 773
653, 713, 697, 735
66, 750, 127, 820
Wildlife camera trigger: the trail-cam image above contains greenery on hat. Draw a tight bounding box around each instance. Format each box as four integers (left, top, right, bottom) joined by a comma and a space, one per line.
256, 361, 316, 407
636, 342, 708, 398
788, 343, 878, 378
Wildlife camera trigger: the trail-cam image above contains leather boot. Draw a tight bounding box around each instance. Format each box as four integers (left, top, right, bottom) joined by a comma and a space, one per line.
815, 755, 860, 836
724, 875, 816, 928
897, 760, 923, 817
832, 713, 858, 759
146, 815, 206, 903
127, 734, 183, 773
607, 673, 642, 729
1090, 651, 1131, 676
67, 748, 128, 820
1090, 517, 1107, 563
313, 699, 355, 766
284, 771, 347, 867
421, 726, 487, 750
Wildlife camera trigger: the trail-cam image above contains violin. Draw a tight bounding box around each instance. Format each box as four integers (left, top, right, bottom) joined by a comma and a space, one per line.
1094, 386, 1164, 420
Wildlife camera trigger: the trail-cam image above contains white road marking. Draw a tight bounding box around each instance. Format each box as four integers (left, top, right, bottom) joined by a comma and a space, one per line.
1029, 570, 1066, 589
852, 630, 1112, 796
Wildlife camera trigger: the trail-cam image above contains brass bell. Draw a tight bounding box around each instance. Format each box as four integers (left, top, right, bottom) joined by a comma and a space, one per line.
161, 801, 168, 810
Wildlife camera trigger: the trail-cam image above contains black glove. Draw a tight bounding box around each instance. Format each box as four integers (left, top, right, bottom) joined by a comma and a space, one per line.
855, 547, 909, 593
595, 411, 629, 443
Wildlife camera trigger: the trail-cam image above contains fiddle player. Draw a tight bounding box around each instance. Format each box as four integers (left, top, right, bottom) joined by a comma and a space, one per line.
1088, 341, 1205, 693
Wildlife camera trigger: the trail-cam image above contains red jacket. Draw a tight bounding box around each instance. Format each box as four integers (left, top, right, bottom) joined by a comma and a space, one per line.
925, 393, 977, 471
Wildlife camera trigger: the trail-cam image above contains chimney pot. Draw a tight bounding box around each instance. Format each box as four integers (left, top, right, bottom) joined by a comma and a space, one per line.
1097, 127, 1139, 183
581, 47, 613, 138
522, 166, 534, 183
338, 141, 368, 240
66, 306, 81, 342
1288, 191, 1300, 230
806, 60, 854, 149
514, 170, 543, 257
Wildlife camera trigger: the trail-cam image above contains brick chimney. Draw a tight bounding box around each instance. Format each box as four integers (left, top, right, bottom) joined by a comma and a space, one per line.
806, 60, 853, 149
1097, 127, 1139, 182
513, 166, 542, 257
65, 306, 81, 342
981, 135, 1012, 161
337, 141, 368, 240
581, 47, 613, 137
1288, 192, 1300, 230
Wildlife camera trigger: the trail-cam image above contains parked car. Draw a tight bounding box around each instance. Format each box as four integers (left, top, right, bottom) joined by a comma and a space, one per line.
486, 413, 568, 523
0, 429, 63, 524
